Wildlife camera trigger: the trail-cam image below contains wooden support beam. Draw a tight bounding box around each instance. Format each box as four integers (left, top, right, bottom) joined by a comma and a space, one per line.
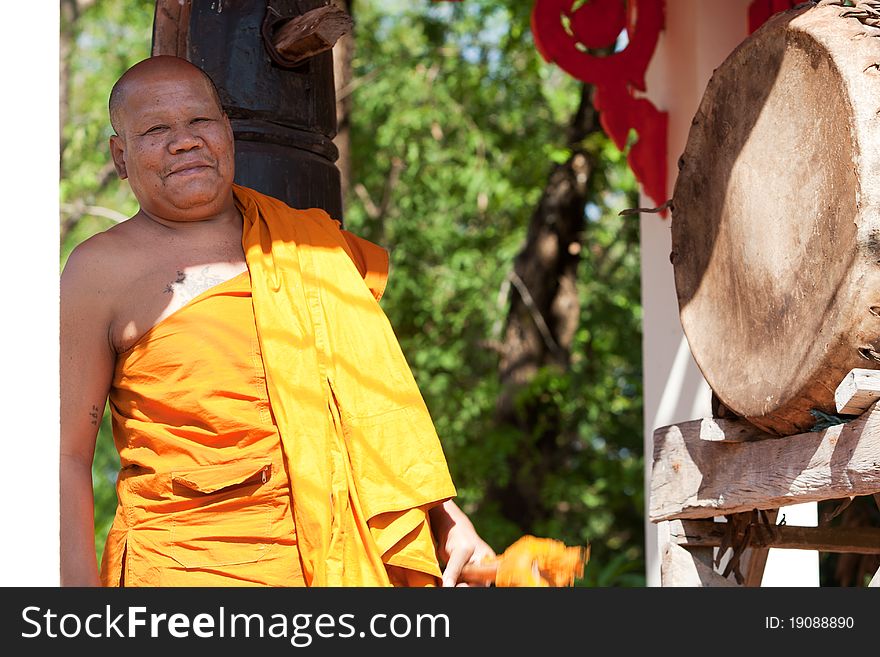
739, 508, 777, 587
740, 544, 771, 587
650, 402, 880, 521
836, 368, 880, 415
661, 543, 738, 587
669, 518, 880, 554
266, 4, 353, 67
680, 416, 781, 443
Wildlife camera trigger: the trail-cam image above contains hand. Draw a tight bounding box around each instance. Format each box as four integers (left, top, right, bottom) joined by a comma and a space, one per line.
429, 500, 496, 587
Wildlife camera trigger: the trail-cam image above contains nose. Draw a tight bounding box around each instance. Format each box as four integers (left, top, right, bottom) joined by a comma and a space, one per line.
167, 127, 202, 153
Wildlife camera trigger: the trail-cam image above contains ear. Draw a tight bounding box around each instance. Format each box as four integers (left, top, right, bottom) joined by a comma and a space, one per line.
109, 135, 128, 179
222, 113, 234, 143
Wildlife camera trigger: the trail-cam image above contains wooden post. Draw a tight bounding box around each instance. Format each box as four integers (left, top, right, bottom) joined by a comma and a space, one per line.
661, 542, 737, 587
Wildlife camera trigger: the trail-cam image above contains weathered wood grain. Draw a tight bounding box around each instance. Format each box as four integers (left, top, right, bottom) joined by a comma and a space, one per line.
668, 512, 778, 586
271, 4, 352, 66
690, 417, 781, 443
670, 3, 880, 435
650, 402, 880, 521
151, 0, 192, 57
669, 518, 880, 554
661, 542, 738, 587
836, 368, 880, 415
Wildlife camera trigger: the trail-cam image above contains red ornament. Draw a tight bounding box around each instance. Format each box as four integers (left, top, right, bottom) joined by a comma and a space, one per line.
531, 0, 668, 214
748, 0, 801, 34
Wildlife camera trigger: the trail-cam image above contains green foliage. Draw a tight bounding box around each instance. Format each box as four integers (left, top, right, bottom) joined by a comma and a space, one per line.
61, 0, 154, 265
92, 405, 120, 564
346, 0, 644, 585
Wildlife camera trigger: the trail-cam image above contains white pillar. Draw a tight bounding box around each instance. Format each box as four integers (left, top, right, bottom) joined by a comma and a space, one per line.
0, 2, 60, 586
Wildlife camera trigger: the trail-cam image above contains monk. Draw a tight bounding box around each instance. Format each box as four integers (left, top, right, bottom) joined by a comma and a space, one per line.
60, 55, 494, 587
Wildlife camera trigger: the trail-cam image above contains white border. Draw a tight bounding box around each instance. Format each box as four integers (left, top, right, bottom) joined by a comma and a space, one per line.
0, 3, 60, 586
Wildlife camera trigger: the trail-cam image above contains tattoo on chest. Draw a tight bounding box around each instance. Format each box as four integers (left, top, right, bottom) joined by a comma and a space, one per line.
162, 267, 227, 305
89, 405, 100, 426
163, 271, 186, 294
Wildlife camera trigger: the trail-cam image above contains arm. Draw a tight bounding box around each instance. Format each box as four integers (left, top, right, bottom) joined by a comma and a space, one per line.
429, 499, 496, 587
60, 245, 117, 587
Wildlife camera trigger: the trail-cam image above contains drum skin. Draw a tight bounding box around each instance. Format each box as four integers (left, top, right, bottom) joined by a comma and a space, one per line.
671, 2, 880, 435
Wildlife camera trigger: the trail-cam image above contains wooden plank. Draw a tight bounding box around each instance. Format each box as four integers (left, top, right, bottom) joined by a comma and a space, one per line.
694, 417, 780, 443
151, 0, 192, 57
667, 515, 772, 587
650, 402, 880, 521
661, 543, 738, 587
741, 543, 771, 588
836, 368, 880, 415
739, 509, 777, 587
270, 5, 353, 66
669, 518, 880, 554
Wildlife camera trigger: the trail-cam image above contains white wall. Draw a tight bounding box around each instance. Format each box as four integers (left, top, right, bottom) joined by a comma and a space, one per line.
639, 0, 818, 587
0, 3, 60, 586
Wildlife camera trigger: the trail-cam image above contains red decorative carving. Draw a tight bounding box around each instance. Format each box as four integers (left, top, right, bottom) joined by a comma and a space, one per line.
748, 0, 801, 33
531, 0, 668, 214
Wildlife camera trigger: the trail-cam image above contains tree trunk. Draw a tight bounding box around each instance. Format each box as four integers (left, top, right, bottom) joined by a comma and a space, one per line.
491, 84, 602, 529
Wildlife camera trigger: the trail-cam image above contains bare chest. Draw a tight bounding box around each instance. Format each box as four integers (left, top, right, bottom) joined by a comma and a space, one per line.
111, 255, 248, 354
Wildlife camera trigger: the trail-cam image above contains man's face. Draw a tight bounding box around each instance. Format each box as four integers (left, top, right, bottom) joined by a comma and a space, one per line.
109, 70, 236, 222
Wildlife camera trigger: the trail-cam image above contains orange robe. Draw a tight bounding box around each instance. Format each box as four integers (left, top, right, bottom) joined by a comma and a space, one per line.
100, 185, 456, 586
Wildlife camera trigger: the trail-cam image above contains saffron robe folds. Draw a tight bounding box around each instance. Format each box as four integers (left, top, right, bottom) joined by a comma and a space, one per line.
100, 184, 456, 586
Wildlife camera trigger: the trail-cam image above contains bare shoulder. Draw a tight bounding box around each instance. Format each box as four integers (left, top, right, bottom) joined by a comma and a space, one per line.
61, 219, 146, 311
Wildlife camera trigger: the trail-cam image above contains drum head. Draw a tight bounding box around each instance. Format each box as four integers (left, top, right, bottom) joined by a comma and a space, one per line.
671, 3, 880, 435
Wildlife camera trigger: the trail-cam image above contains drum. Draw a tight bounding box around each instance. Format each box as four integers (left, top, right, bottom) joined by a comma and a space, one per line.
670, 1, 880, 435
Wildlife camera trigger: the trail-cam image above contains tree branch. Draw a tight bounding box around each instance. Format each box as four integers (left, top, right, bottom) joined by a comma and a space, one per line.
60, 161, 121, 244
507, 270, 564, 359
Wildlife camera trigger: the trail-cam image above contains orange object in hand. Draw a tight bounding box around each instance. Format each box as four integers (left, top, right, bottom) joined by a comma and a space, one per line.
460, 535, 589, 587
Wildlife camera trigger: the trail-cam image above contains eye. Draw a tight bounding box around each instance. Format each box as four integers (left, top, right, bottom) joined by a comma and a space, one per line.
142, 125, 167, 135
191, 117, 213, 124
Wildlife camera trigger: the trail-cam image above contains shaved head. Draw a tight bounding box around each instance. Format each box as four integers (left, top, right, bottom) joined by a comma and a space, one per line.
106, 54, 236, 222
109, 56, 223, 135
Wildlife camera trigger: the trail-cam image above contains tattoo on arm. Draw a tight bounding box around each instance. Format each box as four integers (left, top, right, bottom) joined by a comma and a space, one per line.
89, 405, 100, 426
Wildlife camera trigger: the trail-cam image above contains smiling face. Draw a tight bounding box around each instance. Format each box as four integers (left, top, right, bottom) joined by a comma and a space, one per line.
109, 58, 236, 222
